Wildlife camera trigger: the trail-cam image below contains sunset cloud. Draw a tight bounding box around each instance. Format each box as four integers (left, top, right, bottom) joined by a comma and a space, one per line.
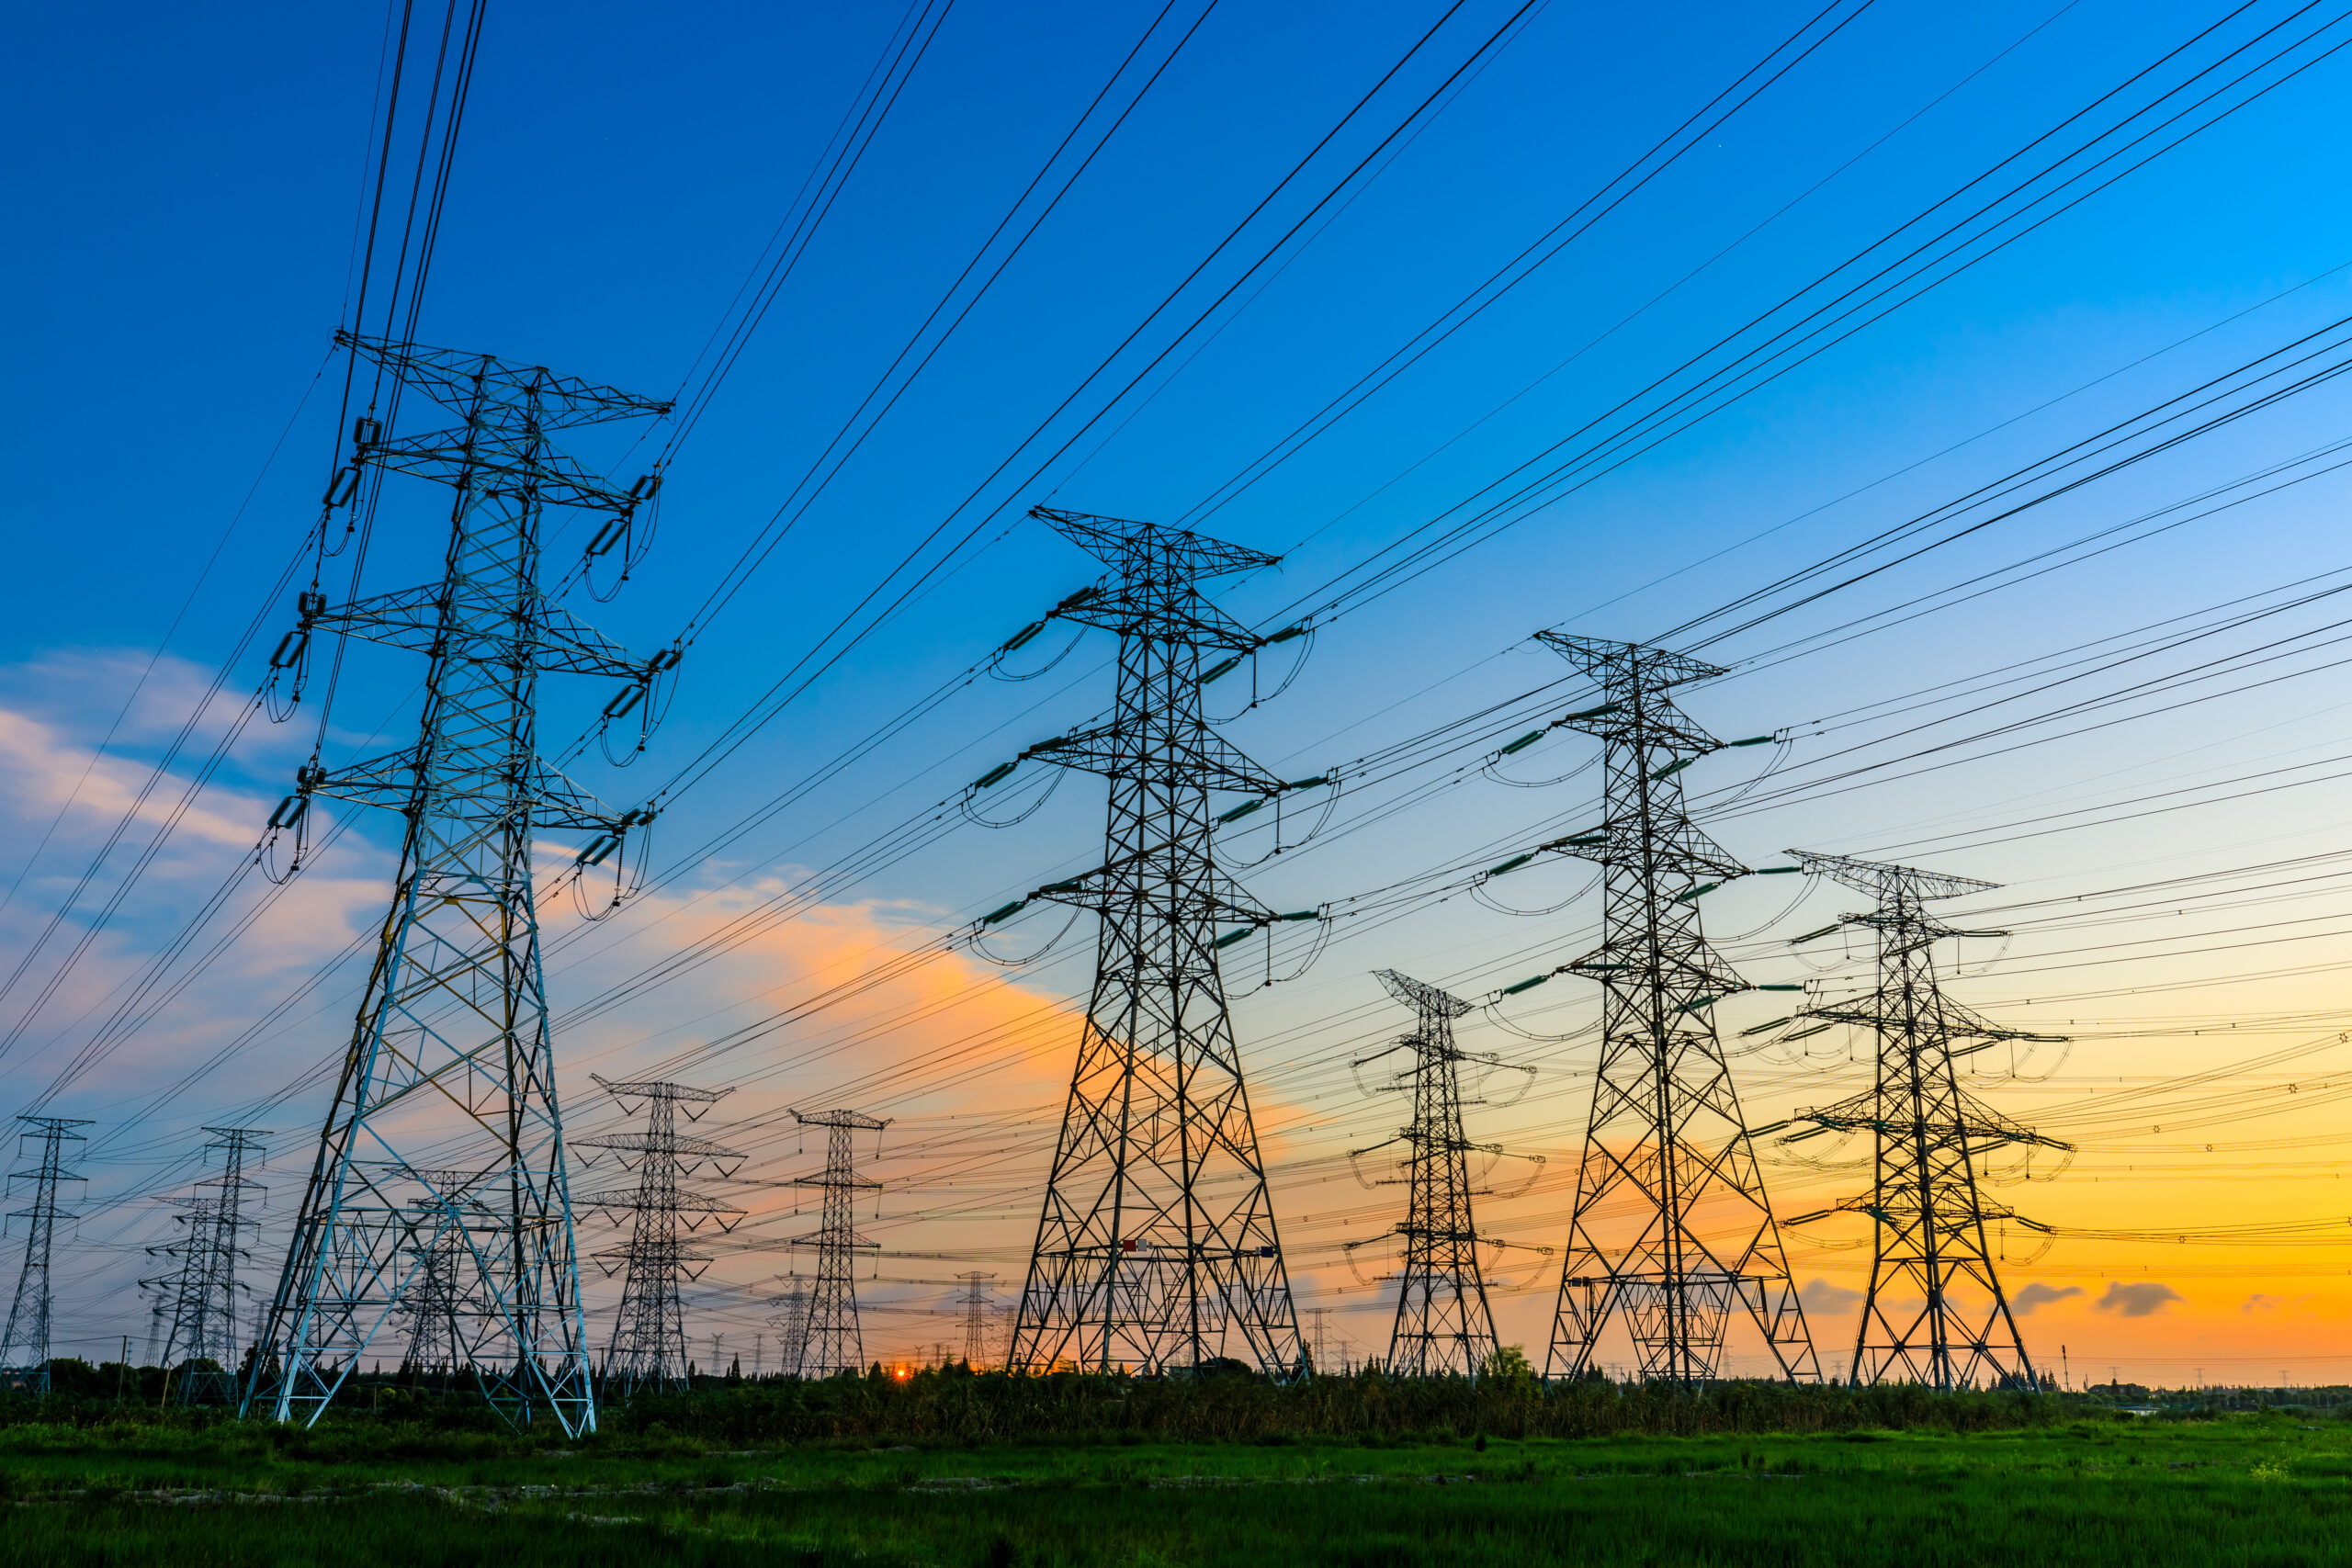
2095, 1281, 2185, 1318
1799, 1278, 1862, 1314
2012, 1282, 2084, 1316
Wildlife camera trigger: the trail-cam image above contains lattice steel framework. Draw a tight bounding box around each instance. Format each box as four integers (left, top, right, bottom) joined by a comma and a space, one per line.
142, 1128, 266, 1404
766, 1280, 810, 1379
956, 1271, 995, 1368
247, 334, 671, 1433
575, 1077, 743, 1399
1349, 971, 1520, 1377
394, 1183, 470, 1383
1537, 635, 1818, 1383
1009, 507, 1306, 1378
0, 1117, 90, 1394
789, 1110, 887, 1379
1784, 851, 2070, 1390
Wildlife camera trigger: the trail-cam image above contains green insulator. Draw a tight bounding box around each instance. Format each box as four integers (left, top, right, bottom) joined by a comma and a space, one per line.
1286, 774, 1331, 790
980, 900, 1026, 925
1756, 983, 1804, 992
1213, 927, 1254, 949
1277, 909, 1320, 922
1752, 865, 1799, 875
1649, 757, 1692, 781
1789, 924, 1841, 944
1671, 881, 1720, 903
1501, 973, 1551, 996
1216, 798, 1266, 824
1486, 853, 1535, 876
1201, 654, 1242, 683
1497, 729, 1545, 756
1726, 734, 1775, 748
1741, 1016, 1791, 1037
1264, 624, 1308, 644
972, 761, 1017, 789
1001, 621, 1046, 653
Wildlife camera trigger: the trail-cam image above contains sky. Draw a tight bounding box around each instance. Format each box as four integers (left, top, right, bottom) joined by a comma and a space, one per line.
6, 0, 2352, 1387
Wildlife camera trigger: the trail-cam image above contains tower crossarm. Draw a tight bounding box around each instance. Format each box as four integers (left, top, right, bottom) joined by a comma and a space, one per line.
1031, 505, 1280, 582
288, 747, 643, 838
1785, 848, 1998, 904
1544, 816, 1747, 881
574, 1185, 745, 1223
311, 583, 657, 681
1025, 851, 1281, 925
362, 427, 650, 513
340, 331, 673, 426
1018, 722, 1289, 796
1534, 630, 1727, 689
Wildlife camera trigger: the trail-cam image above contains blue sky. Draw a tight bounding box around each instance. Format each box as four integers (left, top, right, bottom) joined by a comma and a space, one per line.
8, 0, 2352, 1379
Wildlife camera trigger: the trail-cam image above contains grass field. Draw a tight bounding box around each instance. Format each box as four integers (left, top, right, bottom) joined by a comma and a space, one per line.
5, 1410, 2348, 1565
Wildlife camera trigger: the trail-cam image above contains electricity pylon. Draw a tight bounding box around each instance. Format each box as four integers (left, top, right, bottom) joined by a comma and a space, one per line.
1348, 970, 1535, 1377
247, 334, 673, 1434
1782, 851, 2071, 1390
575, 1077, 744, 1399
1007, 506, 1309, 1378
956, 1271, 995, 1367
142, 1128, 266, 1404
0, 1117, 90, 1393
1535, 635, 1818, 1384
395, 1200, 469, 1385
789, 1110, 887, 1378
767, 1280, 810, 1379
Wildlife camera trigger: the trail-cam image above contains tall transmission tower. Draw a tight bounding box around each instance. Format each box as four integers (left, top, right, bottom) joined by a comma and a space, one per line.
789, 1110, 888, 1379
142, 1128, 266, 1404
1348, 971, 1534, 1378
396, 1206, 469, 1386
1534, 635, 1819, 1384
574, 1077, 744, 1399
1782, 851, 2071, 1390
956, 1271, 995, 1368
1007, 506, 1309, 1378
0, 1117, 90, 1394
247, 335, 672, 1434
766, 1279, 810, 1379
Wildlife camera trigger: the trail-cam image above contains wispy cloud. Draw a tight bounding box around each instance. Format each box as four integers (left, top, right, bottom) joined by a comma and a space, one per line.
2012, 1282, 2084, 1316
1799, 1278, 1862, 1313
2095, 1281, 2185, 1318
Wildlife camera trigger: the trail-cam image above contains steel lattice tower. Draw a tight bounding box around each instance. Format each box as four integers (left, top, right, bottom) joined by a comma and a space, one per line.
767, 1280, 811, 1379
0, 1117, 90, 1394
956, 1271, 995, 1367
1008, 506, 1306, 1378
1783, 851, 2070, 1390
789, 1110, 887, 1378
396, 1207, 469, 1384
1351, 971, 1511, 1378
1536, 635, 1818, 1383
142, 1128, 266, 1404
575, 1077, 744, 1399
247, 334, 671, 1433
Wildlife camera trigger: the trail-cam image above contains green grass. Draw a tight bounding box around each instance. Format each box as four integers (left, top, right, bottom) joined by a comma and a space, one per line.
5, 1416, 2348, 1565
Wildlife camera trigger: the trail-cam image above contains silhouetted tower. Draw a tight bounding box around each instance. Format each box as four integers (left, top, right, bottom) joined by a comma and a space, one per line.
248, 336, 671, 1434
767, 1279, 811, 1379
1783, 851, 2070, 1391
1350, 971, 1532, 1377
397, 1211, 469, 1383
0, 1117, 90, 1393
790, 1110, 887, 1378
956, 1271, 995, 1367
143, 1127, 266, 1404
574, 1076, 744, 1398
1535, 635, 1818, 1383
1007, 506, 1311, 1377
